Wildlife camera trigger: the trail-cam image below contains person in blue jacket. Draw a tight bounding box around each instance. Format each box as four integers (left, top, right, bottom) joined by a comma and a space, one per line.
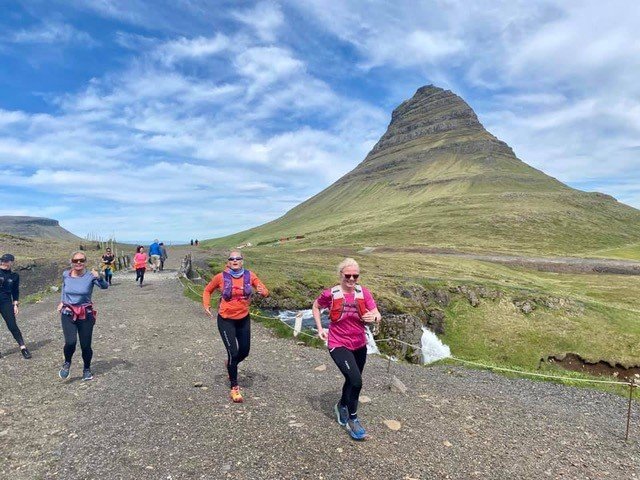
149, 239, 162, 273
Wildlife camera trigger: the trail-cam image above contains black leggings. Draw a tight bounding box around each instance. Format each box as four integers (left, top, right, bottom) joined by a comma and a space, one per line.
135, 268, 145, 284
330, 346, 367, 417
61, 313, 95, 369
217, 314, 250, 387
0, 300, 25, 346
104, 268, 113, 285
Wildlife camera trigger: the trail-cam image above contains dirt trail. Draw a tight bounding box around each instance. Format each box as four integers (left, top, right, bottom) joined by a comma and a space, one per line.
1, 248, 639, 479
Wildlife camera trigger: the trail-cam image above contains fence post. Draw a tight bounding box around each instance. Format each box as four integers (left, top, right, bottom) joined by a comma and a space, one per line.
626, 378, 635, 441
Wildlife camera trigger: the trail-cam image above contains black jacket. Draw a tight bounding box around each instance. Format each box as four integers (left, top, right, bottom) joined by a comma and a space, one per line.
0, 269, 19, 303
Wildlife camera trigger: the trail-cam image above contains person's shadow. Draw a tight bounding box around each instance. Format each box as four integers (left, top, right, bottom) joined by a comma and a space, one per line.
307, 389, 342, 421
211, 368, 269, 388
67, 358, 133, 383
4, 338, 53, 355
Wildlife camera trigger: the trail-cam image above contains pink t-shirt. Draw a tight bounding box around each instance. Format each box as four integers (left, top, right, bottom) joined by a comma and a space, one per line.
316, 286, 377, 350
134, 253, 147, 269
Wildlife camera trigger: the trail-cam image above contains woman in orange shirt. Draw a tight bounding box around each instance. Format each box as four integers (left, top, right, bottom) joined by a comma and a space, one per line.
203, 250, 268, 403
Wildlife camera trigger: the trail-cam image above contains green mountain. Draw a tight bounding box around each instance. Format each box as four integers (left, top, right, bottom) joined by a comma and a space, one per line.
211, 85, 640, 255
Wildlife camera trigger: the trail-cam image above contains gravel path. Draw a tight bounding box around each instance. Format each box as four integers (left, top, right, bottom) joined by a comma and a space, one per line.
1, 253, 639, 479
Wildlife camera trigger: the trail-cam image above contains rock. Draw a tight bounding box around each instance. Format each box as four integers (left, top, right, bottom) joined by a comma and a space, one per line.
50, 286, 59, 292
514, 300, 535, 314
314, 364, 327, 372
443, 440, 453, 448
336, 447, 344, 453
378, 314, 424, 363
467, 290, 479, 307
390, 375, 408, 394
193, 382, 204, 387
359, 395, 372, 403
384, 420, 402, 431
425, 308, 446, 335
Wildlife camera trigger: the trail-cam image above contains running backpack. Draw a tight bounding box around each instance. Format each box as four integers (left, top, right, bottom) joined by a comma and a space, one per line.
329, 285, 367, 322
221, 270, 253, 301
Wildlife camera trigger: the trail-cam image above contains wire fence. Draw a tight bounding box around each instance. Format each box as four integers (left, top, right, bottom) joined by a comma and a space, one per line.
181, 265, 638, 440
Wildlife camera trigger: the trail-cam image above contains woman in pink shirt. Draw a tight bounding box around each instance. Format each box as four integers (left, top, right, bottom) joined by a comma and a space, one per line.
312, 257, 381, 441
133, 246, 147, 287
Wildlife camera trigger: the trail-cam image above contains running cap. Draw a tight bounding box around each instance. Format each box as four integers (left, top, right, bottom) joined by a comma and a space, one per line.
0, 253, 15, 262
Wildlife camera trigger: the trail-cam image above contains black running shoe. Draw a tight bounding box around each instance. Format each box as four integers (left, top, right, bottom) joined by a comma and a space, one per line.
82, 368, 94, 381
21, 348, 32, 359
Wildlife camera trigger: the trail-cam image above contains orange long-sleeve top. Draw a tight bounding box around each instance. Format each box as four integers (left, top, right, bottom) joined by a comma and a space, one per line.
202, 269, 268, 320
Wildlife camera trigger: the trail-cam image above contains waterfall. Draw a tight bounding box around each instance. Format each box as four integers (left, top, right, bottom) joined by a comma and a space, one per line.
420, 327, 451, 364
365, 326, 380, 355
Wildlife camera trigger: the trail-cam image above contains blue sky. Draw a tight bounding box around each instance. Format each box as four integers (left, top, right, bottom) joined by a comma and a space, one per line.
0, 0, 638, 243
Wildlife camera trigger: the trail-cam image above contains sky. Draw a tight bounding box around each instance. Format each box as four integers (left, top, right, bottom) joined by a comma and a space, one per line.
0, 0, 638, 243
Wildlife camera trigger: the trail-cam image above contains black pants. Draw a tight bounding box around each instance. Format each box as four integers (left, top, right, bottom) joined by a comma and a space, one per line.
135, 268, 145, 284
217, 314, 250, 388
61, 313, 95, 369
0, 300, 25, 347
330, 346, 367, 416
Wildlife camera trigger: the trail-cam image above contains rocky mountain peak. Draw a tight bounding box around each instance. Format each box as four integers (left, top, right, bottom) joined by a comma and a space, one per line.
370, 85, 485, 155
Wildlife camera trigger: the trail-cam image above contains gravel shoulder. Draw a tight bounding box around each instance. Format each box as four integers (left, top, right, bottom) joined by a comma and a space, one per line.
1, 252, 639, 479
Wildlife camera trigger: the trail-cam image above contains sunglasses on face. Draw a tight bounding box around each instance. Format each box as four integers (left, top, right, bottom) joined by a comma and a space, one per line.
71, 258, 86, 264
343, 274, 359, 280
228, 257, 243, 261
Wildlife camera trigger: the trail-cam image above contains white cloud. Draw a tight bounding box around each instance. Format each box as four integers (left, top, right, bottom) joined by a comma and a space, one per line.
7, 22, 95, 46
155, 34, 231, 65
232, 1, 284, 42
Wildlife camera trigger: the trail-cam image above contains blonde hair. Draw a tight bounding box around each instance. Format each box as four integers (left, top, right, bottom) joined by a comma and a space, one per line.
70, 251, 87, 262
337, 257, 359, 277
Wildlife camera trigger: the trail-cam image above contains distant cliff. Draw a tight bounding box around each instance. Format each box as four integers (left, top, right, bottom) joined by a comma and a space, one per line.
0, 216, 80, 241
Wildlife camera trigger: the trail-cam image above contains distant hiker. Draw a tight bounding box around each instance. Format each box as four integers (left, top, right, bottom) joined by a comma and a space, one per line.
133, 246, 147, 287
195, 239, 199, 246
57, 251, 108, 381
312, 258, 381, 441
149, 239, 162, 272
159, 242, 168, 271
190, 239, 194, 246
0, 254, 31, 359
202, 250, 269, 403
101, 247, 115, 285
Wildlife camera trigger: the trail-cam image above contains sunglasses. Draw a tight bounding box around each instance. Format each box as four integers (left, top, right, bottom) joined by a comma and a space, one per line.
71, 258, 86, 264
228, 256, 243, 261
343, 274, 359, 280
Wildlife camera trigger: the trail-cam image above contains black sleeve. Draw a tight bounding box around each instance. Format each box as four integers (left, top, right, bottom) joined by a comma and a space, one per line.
12, 273, 19, 302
